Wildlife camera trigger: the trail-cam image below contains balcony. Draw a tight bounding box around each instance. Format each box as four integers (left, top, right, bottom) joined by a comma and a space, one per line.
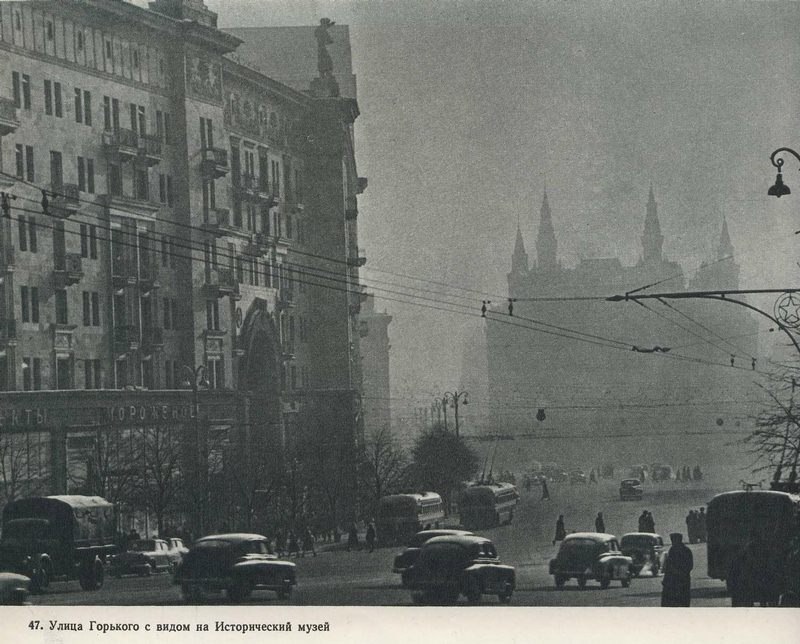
200, 207, 237, 237
114, 324, 140, 352
138, 134, 163, 167
347, 249, 367, 268
139, 261, 160, 293
203, 267, 240, 299
141, 326, 164, 351
99, 192, 160, 216
247, 232, 270, 256
0, 97, 20, 136
0, 319, 17, 347
201, 147, 229, 178
112, 257, 138, 287
103, 128, 139, 162
51, 184, 80, 218
53, 252, 84, 287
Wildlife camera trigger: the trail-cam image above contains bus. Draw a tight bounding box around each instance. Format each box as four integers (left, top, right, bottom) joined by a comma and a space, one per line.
706, 488, 800, 589
459, 483, 520, 529
376, 493, 445, 545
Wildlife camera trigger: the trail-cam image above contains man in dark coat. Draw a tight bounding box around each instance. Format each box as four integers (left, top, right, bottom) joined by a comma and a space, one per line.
365, 520, 376, 553
553, 515, 566, 545
697, 507, 707, 543
595, 512, 605, 533
661, 532, 693, 606
541, 478, 551, 500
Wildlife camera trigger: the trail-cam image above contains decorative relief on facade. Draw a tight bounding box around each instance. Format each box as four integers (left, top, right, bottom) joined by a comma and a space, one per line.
224, 85, 291, 145
187, 54, 222, 103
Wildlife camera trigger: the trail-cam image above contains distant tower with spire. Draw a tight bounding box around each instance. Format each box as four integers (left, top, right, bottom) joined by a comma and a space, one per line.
692, 217, 740, 291
641, 185, 664, 264
536, 190, 558, 270
511, 223, 528, 274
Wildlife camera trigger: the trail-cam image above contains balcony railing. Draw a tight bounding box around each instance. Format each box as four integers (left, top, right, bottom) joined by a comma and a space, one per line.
201, 207, 236, 236
51, 183, 80, 217
53, 252, 84, 287
201, 147, 229, 178
138, 134, 163, 166
103, 128, 139, 161
100, 192, 160, 215
0, 97, 20, 136
203, 267, 240, 299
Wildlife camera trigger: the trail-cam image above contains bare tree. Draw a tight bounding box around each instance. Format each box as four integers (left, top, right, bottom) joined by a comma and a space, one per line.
137, 426, 184, 536
359, 426, 408, 516
0, 432, 39, 504
69, 429, 139, 508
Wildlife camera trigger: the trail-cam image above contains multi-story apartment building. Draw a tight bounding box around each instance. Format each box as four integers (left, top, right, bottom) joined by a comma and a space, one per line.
0, 0, 366, 526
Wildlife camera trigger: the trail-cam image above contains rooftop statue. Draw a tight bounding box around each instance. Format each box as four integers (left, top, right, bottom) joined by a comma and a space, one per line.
314, 18, 335, 77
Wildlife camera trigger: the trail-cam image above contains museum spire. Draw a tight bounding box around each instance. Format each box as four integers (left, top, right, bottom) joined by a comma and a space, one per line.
536, 190, 558, 269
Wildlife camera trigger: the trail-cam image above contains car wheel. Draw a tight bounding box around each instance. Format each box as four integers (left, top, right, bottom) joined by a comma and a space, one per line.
577, 575, 587, 590
463, 576, 482, 604
620, 577, 631, 588
554, 575, 566, 589
600, 575, 611, 590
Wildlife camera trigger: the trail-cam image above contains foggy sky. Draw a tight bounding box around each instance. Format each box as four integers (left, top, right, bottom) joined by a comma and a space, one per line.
166, 1, 800, 419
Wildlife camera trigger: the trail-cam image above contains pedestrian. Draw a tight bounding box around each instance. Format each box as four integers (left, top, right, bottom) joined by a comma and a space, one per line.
595, 512, 605, 533
697, 507, 707, 543
366, 520, 376, 553
661, 533, 693, 607
347, 522, 359, 551
693, 465, 703, 481
287, 530, 300, 557
553, 515, 566, 545
638, 510, 648, 533
301, 527, 316, 557
589, 469, 597, 484
646, 511, 655, 533
541, 478, 551, 501
675, 468, 682, 483
685, 511, 696, 544
275, 530, 286, 556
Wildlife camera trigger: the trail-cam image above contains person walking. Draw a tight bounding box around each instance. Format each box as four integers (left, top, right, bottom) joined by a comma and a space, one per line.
638, 510, 648, 533
301, 527, 316, 557
595, 512, 605, 533
645, 510, 655, 533
365, 520, 376, 553
661, 533, 693, 606
287, 530, 300, 557
589, 469, 597, 484
685, 511, 696, 544
697, 507, 707, 543
541, 478, 551, 501
347, 522, 359, 552
553, 515, 566, 545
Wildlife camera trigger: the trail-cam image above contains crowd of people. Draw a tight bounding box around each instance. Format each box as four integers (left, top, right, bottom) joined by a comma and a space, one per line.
685, 508, 707, 544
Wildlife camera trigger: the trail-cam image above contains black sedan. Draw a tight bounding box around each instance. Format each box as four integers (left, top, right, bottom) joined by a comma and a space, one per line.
174, 533, 296, 603
393, 529, 473, 585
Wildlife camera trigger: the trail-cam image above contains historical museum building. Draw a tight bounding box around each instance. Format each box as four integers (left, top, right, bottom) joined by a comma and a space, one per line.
0, 0, 367, 530
485, 188, 759, 466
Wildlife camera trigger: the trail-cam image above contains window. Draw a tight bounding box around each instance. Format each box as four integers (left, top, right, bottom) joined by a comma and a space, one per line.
159, 174, 173, 206
135, 169, 149, 201
200, 117, 214, 149
14, 144, 23, 179
207, 357, 222, 389
161, 236, 169, 267
105, 39, 113, 62
77, 31, 84, 52
54, 82, 62, 117
103, 96, 111, 130
82, 292, 100, 326
55, 290, 68, 325
77, 157, 95, 194
203, 180, 215, 212
286, 215, 293, 240
21, 73, 30, 109
133, 49, 140, 69
163, 113, 171, 144
290, 365, 297, 390
75, 89, 91, 125
44, 80, 52, 115
56, 357, 73, 390
26, 145, 34, 181
20, 286, 39, 323
84, 359, 101, 389
16, 145, 34, 181
12, 72, 20, 108
79, 224, 98, 259
206, 300, 219, 331
74, 88, 82, 123
108, 163, 122, 196
50, 150, 63, 190
18, 216, 36, 252
21, 357, 42, 391
141, 359, 153, 390
163, 297, 173, 329
46, 20, 54, 41
271, 160, 280, 196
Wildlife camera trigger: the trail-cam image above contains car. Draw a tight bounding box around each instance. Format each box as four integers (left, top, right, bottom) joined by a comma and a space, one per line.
569, 470, 587, 485
166, 538, 189, 569
549, 532, 633, 589
110, 539, 173, 577
0, 573, 29, 605
393, 529, 473, 585
619, 478, 644, 501
620, 532, 665, 577
174, 533, 296, 603
404, 534, 515, 604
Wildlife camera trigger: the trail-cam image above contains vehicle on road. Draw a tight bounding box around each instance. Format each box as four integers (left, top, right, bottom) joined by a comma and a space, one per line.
569, 470, 587, 485
110, 539, 173, 577
0, 495, 117, 593
549, 532, 633, 589
392, 529, 473, 585
0, 572, 29, 605
376, 492, 445, 545
619, 479, 644, 501
459, 482, 519, 529
405, 535, 515, 604
166, 538, 188, 567
174, 533, 296, 603
620, 532, 665, 577
706, 487, 800, 596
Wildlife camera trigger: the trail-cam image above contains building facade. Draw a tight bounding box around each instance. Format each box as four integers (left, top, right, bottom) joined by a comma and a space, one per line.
0, 0, 366, 526
486, 188, 759, 467
359, 294, 392, 436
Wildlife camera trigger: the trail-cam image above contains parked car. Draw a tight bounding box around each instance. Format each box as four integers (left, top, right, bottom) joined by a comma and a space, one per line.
620, 532, 665, 577
569, 470, 588, 485
166, 538, 189, 568
0, 495, 117, 592
549, 532, 633, 589
110, 539, 173, 577
393, 529, 473, 585
174, 533, 296, 603
0, 572, 29, 605
404, 535, 515, 604
619, 478, 644, 501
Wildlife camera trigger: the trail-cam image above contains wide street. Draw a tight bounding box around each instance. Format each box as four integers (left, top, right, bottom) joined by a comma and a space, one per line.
32, 476, 732, 607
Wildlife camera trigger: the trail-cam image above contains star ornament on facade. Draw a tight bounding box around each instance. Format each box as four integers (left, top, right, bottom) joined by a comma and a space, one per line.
774, 292, 800, 330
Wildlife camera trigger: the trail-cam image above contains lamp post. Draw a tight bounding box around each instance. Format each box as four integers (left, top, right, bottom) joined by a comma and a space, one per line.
182, 364, 209, 538
767, 147, 800, 198
443, 390, 470, 437
431, 399, 443, 426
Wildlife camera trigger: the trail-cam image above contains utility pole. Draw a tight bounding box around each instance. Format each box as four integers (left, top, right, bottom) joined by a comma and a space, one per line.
443, 390, 470, 438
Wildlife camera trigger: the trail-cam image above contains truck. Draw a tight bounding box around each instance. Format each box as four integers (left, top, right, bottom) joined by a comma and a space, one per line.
0, 495, 118, 592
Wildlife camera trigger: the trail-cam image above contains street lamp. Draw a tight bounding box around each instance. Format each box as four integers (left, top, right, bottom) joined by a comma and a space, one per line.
431, 398, 443, 426
768, 147, 800, 198
443, 390, 469, 437
182, 365, 210, 537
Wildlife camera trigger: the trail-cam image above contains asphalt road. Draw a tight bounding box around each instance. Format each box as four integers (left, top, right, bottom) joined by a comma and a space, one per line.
31, 477, 734, 606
